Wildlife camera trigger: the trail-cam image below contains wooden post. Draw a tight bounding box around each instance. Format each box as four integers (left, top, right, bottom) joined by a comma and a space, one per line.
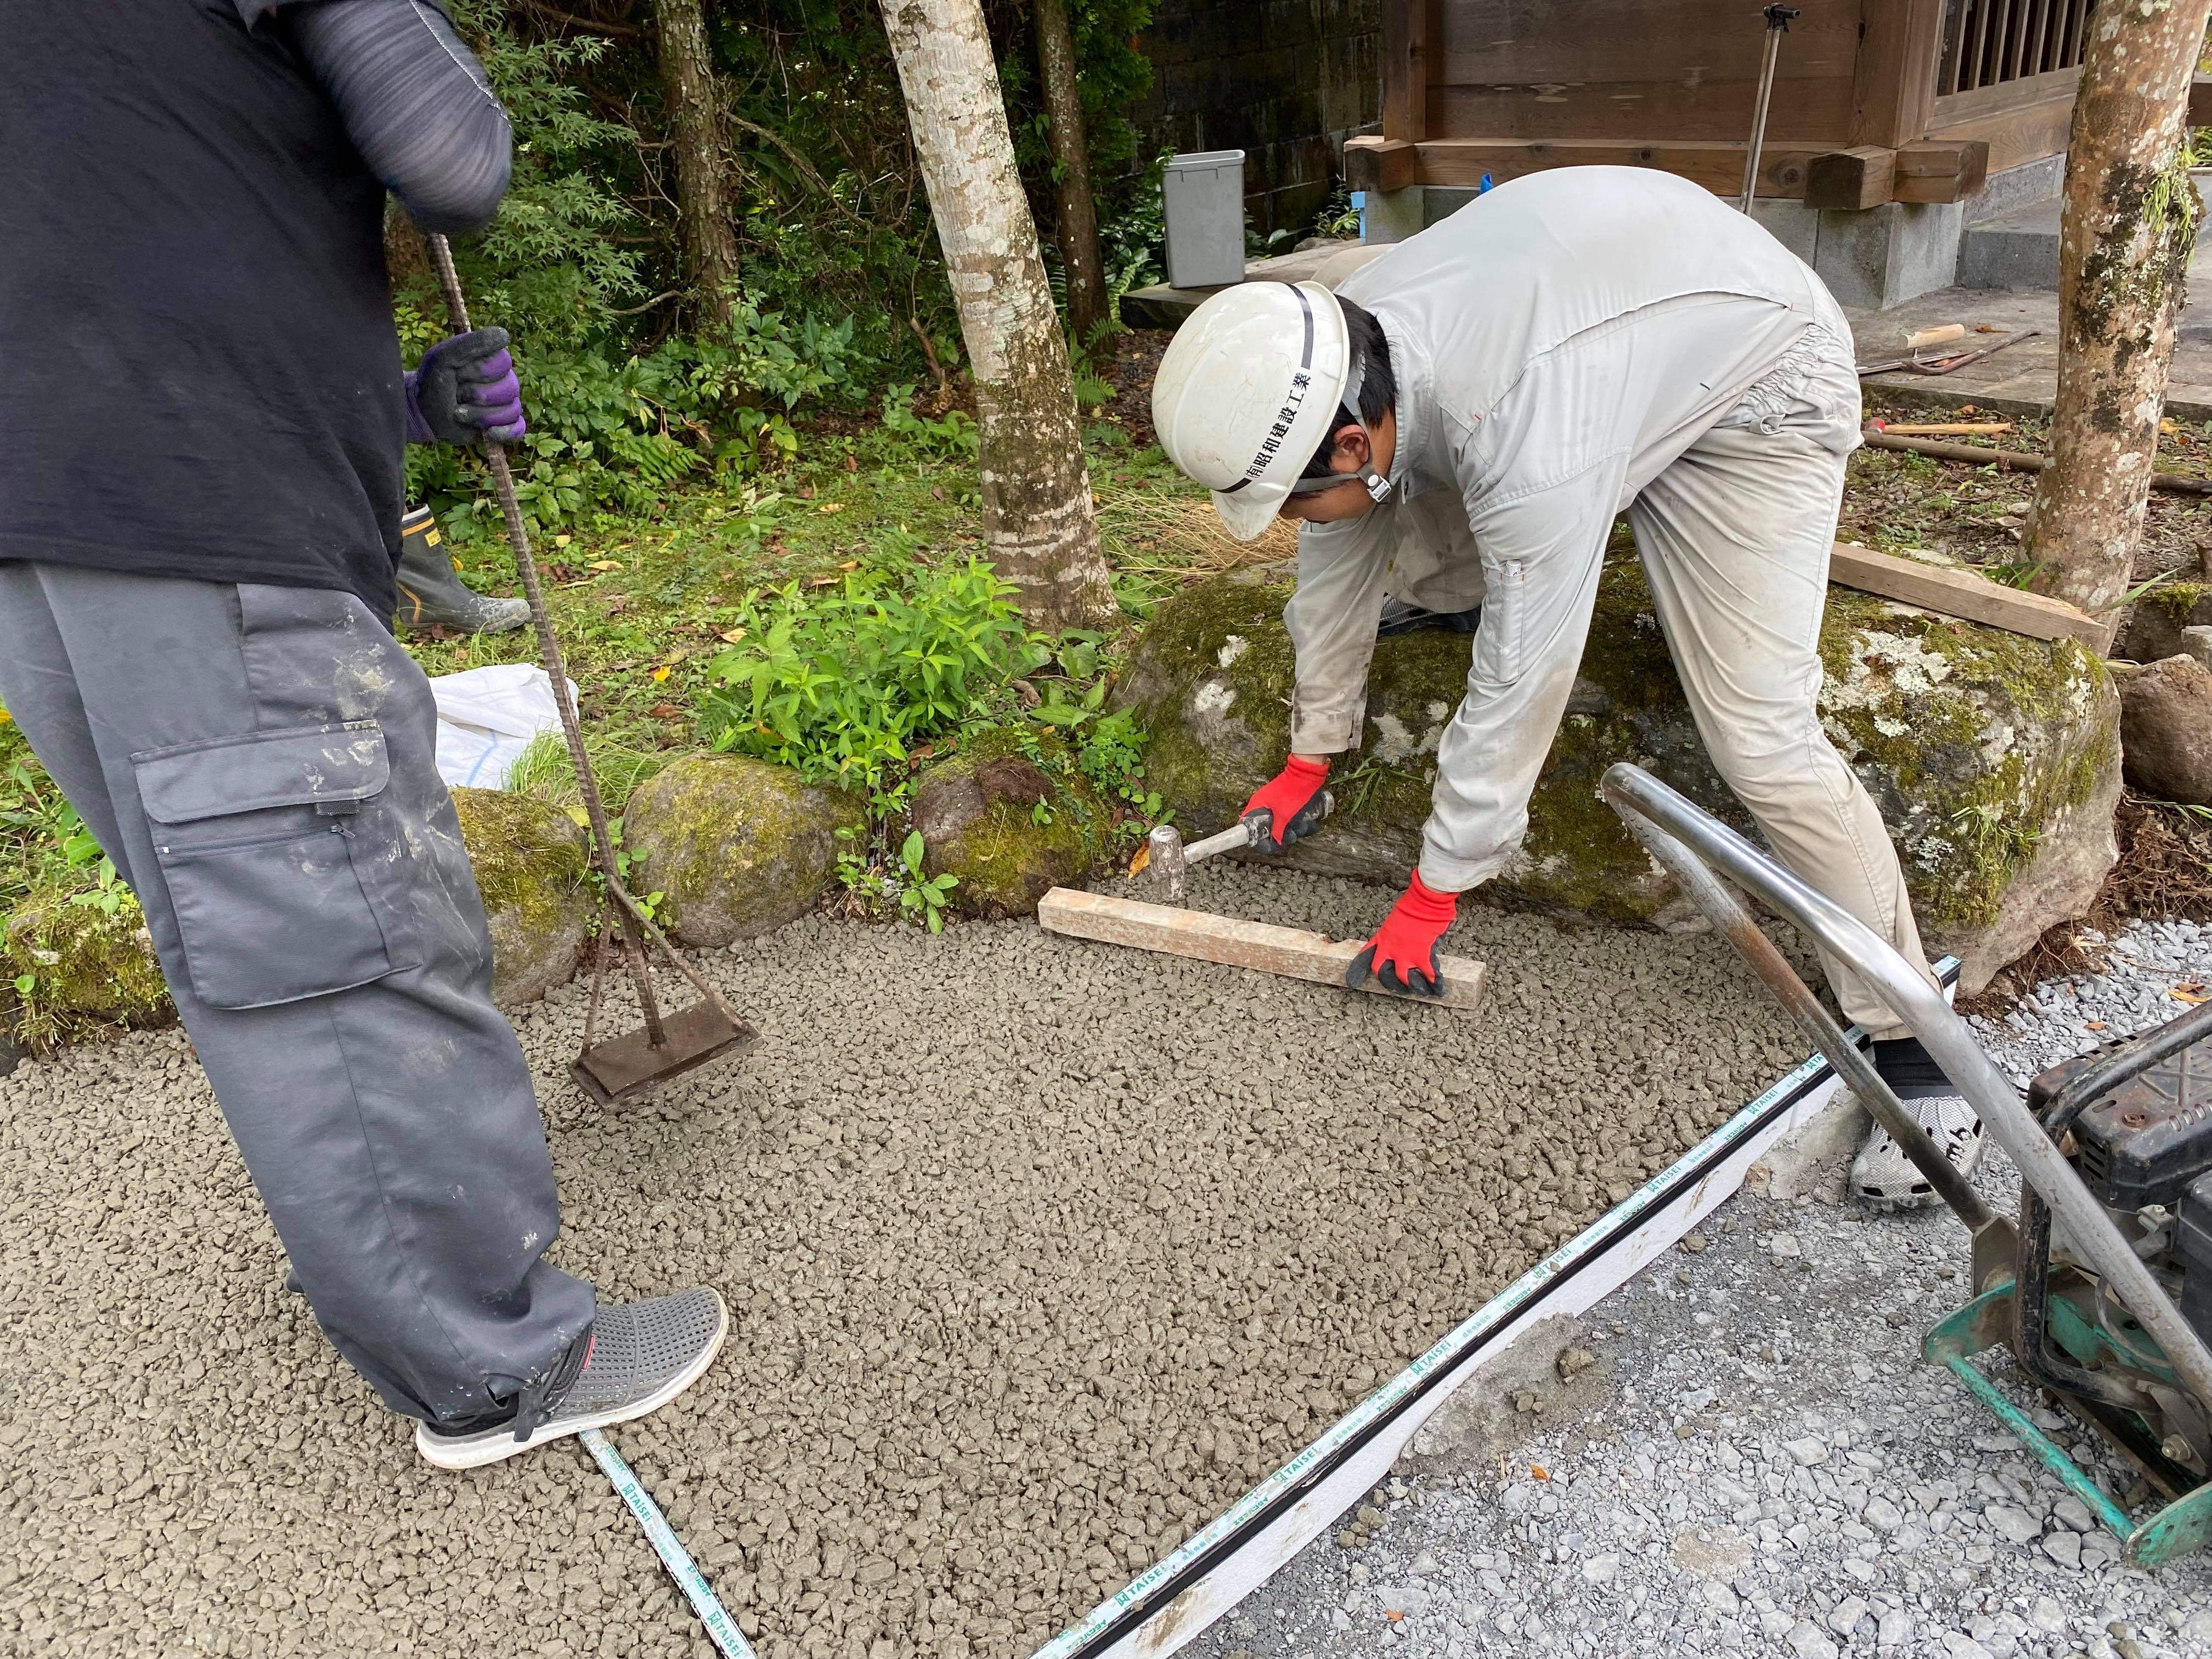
1848, 0, 1946, 150
1381, 0, 1432, 144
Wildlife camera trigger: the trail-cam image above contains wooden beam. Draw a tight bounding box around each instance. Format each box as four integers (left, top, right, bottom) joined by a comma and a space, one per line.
2192, 73, 2212, 130
1848, 0, 1948, 149
1805, 145, 1899, 210
1891, 138, 1989, 202
1827, 542, 2104, 645
1381, 0, 1433, 144
1342, 136, 1421, 196
1925, 93, 2074, 176
1036, 889, 1489, 1015
1401, 137, 1822, 200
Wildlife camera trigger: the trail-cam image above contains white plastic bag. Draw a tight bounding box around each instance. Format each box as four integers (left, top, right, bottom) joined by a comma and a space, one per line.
429, 663, 574, 790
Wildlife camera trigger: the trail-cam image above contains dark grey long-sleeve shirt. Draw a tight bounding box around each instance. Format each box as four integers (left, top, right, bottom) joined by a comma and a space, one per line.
251, 0, 512, 232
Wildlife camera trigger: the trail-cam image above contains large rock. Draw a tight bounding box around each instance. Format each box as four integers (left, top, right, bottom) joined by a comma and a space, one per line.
621, 754, 864, 946
450, 786, 594, 1007
1, 886, 173, 1052
2115, 655, 2212, 805
2119, 580, 2212, 664
1114, 562, 2120, 993
910, 731, 1109, 918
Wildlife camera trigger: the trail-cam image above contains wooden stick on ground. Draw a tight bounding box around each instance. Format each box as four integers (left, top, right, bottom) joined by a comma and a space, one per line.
1827, 541, 2106, 645
1862, 428, 2212, 495
1037, 888, 1488, 1015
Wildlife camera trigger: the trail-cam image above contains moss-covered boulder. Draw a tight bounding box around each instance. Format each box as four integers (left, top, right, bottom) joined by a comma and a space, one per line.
1114, 560, 2119, 992
2119, 581, 2212, 664
910, 730, 1111, 917
620, 754, 864, 946
2, 888, 173, 1052
450, 787, 594, 1008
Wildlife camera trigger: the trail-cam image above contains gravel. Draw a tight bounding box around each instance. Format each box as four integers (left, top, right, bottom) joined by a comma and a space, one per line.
1178, 917, 2212, 1659
0, 864, 1808, 1659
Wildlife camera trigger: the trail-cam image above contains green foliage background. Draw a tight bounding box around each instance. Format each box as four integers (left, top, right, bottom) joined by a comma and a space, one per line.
404, 0, 1165, 539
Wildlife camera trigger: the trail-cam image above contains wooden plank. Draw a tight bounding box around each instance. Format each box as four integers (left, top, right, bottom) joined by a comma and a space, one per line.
1342, 136, 1423, 195
1805, 145, 1899, 209
1404, 137, 1824, 199
1848, 0, 1947, 148
1036, 888, 1488, 1015
1430, 78, 1855, 145
1826, 541, 2104, 644
1434, 0, 1860, 121
1925, 89, 2074, 174
1381, 0, 1433, 143
1892, 137, 1989, 201
1928, 63, 2081, 124
2191, 72, 2212, 130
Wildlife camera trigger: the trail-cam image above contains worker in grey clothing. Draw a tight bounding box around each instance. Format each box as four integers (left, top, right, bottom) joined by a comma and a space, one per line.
1152, 167, 1981, 1210
1, 0, 723, 1468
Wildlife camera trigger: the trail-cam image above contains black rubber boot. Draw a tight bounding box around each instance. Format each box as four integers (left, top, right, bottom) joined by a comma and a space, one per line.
393, 506, 529, 635
1376, 597, 1483, 639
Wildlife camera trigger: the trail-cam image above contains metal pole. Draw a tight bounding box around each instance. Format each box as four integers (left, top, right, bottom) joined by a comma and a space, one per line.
1600, 762, 2212, 1412
1739, 5, 1800, 215
422, 233, 665, 1048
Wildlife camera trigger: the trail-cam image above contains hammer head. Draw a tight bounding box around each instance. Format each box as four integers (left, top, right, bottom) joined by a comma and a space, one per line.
1147, 823, 1188, 902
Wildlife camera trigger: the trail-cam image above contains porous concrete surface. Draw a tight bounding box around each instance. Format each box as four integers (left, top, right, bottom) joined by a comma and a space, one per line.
0, 865, 1807, 1659
1179, 918, 2212, 1659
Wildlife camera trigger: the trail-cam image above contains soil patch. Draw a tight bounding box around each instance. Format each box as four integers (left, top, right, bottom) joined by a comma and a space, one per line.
0, 866, 1805, 1659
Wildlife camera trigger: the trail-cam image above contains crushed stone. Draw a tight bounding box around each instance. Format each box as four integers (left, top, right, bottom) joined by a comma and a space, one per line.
1177, 916, 2212, 1659
0, 864, 1807, 1658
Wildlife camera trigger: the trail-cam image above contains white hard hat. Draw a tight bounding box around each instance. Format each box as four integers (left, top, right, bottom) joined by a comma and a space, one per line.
1152, 280, 1389, 541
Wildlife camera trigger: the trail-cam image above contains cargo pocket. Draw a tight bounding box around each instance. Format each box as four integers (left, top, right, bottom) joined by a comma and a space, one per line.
134, 722, 415, 1009
1472, 557, 1527, 685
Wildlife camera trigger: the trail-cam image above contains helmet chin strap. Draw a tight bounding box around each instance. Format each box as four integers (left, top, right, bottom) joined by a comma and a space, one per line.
1340, 350, 1393, 503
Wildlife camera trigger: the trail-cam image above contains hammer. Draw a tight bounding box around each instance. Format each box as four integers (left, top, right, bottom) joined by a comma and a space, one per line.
1147, 793, 1334, 903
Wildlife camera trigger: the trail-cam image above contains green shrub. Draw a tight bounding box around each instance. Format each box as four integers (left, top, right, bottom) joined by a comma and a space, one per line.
698, 555, 1047, 805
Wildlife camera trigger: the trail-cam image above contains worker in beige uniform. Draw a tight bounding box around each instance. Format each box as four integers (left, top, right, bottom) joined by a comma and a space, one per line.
1152, 166, 1980, 1210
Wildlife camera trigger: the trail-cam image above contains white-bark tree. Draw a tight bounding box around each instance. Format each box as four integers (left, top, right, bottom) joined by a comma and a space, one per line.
2023, 0, 2212, 630
879, 0, 1116, 631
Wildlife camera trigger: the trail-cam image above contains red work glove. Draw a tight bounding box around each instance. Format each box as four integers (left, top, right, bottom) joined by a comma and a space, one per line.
1347, 871, 1459, 997
1240, 755, 1329, 850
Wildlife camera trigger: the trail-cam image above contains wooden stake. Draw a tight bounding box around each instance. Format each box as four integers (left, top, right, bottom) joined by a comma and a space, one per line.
1037, 889, 1487, 1015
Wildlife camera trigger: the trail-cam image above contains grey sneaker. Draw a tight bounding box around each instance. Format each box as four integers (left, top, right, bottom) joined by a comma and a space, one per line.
394, 507, 531, 635
415, 1286, 728, 1470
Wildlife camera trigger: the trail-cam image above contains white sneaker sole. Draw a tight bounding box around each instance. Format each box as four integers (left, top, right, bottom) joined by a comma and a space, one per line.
414, 1289, 729, 1471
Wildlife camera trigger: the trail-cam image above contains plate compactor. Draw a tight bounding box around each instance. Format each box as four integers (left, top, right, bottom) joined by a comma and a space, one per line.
1600, 763, 2212, 1570
1926, 1003, 2212, 1566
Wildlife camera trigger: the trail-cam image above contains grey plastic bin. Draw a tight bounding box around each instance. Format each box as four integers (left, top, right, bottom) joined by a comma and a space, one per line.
1162, 150, 1246, 290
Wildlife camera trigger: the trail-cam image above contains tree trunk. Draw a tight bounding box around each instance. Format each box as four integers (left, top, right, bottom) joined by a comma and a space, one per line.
1033, 0, 1105, 345
879, 0, 1116, 631
2021, 0, 2212, 636
651, 0, 742, 326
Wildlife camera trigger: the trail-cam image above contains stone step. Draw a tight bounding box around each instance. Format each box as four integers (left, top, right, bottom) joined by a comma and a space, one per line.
1957, 195, 2060, 291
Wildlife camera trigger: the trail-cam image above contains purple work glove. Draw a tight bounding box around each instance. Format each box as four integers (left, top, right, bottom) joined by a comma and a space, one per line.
404, 326, 527, 446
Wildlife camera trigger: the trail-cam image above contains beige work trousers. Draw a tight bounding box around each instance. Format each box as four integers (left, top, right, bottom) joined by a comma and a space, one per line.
1627, 420, 1937, 1039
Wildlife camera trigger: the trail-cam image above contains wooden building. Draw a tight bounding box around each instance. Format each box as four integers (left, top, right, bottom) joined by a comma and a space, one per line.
1342, 1, 2100, 211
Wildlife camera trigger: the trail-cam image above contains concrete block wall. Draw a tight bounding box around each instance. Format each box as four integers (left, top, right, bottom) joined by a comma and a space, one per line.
1133, 1, 1381, 238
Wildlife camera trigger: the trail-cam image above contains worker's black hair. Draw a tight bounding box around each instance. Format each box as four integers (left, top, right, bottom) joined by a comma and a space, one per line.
1301, 298, 1395, 478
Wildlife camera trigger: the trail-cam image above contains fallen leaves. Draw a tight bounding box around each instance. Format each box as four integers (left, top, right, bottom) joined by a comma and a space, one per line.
586, 559, 622, 572
1531, 1464, 1550, 1481
648, 702, 684, 719
2174, 982, 2207, 1005
1127, 843, 1151, 878
718, 628, 747, 645
819, 501, 845, 515
651, 664, 672, 683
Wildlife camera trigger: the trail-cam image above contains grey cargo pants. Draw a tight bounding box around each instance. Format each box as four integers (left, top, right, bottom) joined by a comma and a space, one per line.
0, 562, 594, 1428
